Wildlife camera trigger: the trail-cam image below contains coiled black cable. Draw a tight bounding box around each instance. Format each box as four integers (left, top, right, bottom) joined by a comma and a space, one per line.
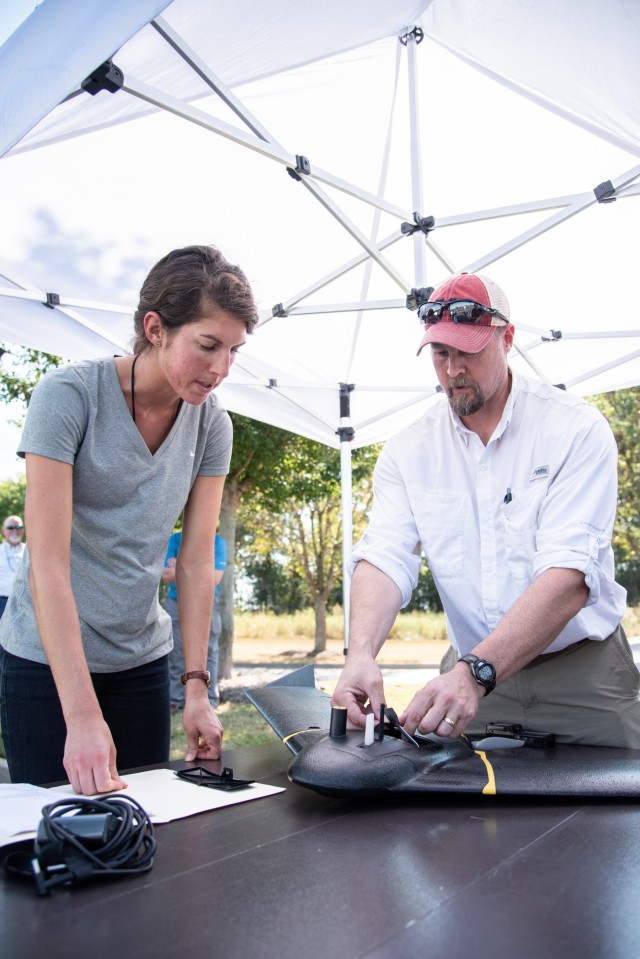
5, 794, 156, 896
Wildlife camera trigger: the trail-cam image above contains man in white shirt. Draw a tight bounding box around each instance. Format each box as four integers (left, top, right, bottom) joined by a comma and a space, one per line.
332, 273, 640, 747
0, 515, 25, 618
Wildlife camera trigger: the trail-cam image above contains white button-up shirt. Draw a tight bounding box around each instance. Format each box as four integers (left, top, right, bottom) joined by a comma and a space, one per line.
350, 371, 626, 656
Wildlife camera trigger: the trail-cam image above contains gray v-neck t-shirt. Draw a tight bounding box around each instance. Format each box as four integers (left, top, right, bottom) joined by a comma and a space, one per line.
0, 357, 232, 671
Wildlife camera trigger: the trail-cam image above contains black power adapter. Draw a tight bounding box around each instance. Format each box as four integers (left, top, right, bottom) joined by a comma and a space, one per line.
4, 795, 156, 896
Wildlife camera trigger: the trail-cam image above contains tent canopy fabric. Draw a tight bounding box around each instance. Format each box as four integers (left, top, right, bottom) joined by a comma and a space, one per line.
0, 0, 638, 450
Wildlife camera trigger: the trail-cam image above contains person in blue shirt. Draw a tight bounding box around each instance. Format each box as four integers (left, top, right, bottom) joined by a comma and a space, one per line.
162, 530, 227, 712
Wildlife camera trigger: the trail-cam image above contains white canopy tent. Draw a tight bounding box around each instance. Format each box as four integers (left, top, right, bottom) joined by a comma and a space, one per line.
0, 0, 639, 631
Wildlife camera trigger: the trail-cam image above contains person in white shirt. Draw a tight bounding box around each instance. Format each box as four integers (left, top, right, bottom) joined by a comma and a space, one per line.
0, 515, 25, 618
332, 272, 640, 747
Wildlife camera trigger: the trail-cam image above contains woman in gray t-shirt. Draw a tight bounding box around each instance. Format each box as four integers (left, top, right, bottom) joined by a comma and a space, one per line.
0, 245, 258, 793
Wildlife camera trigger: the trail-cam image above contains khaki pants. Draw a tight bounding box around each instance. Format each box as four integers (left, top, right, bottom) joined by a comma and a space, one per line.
441, 624, 640, 747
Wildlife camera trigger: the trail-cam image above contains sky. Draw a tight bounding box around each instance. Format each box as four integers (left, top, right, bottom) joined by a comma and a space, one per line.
0, 2, 39, 481
0, 1, 638, 477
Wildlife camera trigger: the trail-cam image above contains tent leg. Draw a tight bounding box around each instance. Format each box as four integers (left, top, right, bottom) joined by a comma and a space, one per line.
405, 30, 427, 287
340, 437, 353, 655
338, 383, 354, 654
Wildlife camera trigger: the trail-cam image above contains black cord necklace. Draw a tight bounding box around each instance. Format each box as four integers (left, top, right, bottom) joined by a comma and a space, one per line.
130, 353, 183, 428
130, 354, 139, 423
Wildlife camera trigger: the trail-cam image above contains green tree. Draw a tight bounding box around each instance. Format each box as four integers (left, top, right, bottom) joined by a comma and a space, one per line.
591, 387, 640, 604
239, 554, 308, 613
0, 343, 65, 413
217, 414, 305, 677
0, 477, 27, 526
238, 439, 380, 653
404, 564, 443, 613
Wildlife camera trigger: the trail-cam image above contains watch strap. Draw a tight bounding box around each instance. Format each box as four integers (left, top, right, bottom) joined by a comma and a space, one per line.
459, 654, 496, 695
181, 670, 211, 688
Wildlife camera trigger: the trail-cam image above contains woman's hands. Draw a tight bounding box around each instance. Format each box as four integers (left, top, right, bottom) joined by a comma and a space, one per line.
63, 716, 127, 795
183, 694, 224, 761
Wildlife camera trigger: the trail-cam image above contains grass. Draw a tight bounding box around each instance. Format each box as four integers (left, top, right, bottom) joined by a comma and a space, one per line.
233, 607, 449, 646
170, 700, 279, 759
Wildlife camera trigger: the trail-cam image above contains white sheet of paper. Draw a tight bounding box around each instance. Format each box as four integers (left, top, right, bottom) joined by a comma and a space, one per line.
0, 783, 61, 839
52, 769, 285, 822
0, 769, 285, 847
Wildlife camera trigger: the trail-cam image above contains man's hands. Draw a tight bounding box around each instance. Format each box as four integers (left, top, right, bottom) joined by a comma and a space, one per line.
331, 656, 387, 728
183, 696, 224, 762
332, 657, 484, 739
399, 663, 484, 737
63, 717, 127, 795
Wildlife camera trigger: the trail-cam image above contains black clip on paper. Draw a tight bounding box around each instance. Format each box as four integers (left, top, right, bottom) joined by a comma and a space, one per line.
175, 766, 255, 790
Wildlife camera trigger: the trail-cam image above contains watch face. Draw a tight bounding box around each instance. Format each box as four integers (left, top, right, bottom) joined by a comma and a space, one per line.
477, 663, 495, 681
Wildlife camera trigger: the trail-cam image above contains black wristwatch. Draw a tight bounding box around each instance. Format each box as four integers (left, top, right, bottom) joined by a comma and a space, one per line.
459, 654, 496, 695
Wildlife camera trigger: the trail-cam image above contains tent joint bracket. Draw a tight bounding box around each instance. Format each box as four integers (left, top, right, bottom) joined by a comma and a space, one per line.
286, 155, 312, 181
399, 27, 424, 46
594, 180, 617, 203
401, 212, 435, 237
80, 60, 124, 96
338, 384, 355, 439
406, 286, 435, 311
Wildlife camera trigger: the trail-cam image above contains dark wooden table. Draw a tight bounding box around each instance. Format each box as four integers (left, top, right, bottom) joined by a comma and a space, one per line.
2, 742, 639, 959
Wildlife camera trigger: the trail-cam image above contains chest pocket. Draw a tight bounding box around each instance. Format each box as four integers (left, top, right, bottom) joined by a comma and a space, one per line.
501, 483, 548, 581
409, 488, 469, 579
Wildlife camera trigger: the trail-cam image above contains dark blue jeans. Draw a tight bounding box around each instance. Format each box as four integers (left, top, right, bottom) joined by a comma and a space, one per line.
0, 646, 170, 785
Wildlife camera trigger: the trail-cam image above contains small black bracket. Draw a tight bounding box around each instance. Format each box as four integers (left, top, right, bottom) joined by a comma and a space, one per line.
45, 292, 60, 309
81, 60, 124, 96
399, 26, 424, 46
594, 180, 616, 203
339, 382, 355, 419
286, 155, 311, 181
272, 303, 287, 317
175, 766, 254, 790
337, 425, 355, 442
406, 286, 435, 311
268, 378, 278, 388
541, 329, 562, 342
401, 212, 435, 237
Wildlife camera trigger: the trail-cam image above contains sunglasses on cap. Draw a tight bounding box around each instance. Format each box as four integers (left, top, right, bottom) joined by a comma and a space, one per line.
418, 299, 509, 326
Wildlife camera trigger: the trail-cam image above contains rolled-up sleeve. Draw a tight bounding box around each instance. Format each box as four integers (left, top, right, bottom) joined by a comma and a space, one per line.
533, 417, 619, 607
348, 439, 422, 607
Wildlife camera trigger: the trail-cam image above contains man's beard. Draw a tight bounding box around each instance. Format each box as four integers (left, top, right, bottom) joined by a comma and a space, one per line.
446, 377, 485, 416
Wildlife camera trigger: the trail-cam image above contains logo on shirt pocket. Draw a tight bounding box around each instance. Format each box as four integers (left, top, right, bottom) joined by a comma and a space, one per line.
529, 464, 550, 481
